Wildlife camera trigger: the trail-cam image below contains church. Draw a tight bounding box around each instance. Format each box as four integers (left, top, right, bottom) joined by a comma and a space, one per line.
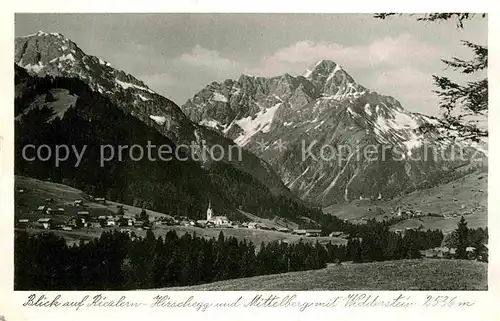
205, 201, 231, 226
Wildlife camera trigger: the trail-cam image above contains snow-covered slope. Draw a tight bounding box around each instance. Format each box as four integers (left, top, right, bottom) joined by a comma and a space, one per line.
182, 60, 487, 206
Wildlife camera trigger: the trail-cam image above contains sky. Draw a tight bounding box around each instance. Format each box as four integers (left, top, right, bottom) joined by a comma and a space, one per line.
15, 13, 487, 116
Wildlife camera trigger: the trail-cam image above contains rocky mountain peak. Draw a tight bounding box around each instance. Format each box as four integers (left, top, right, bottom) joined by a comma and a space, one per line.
15, 31, 85, 72
302, 60, 366, 98
15, 31, 153, 95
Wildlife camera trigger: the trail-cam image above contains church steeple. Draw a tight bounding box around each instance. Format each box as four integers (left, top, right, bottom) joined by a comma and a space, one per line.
207, 200, 213, 221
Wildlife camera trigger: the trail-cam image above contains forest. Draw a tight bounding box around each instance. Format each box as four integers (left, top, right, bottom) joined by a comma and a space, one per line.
15, 223, 449, 290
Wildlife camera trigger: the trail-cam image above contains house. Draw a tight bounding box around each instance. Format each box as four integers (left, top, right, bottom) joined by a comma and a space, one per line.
73, 200, 83, 206
277, 227, 290, 233
134, 220, 144, 227
36, 205, 46, 212
293, 229, 307, 235
212, 216, 230, 226
88, 221, 101, 228
305, 229, 322, 237
37, 218, 52, 229
106, 219, 116, 226
94, 197, 106, 204
16, 219, 29, 227
329, 231, 343, 238
47, 208, 65, 215
432, 247, 457, 257
423, 250, 436, 258
61, 226, 73, 231
247, 222, 258, 229
77, 211, 90, 223
196, 220, 208, 227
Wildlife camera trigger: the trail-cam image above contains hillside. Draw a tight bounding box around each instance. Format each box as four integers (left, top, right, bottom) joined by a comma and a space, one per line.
165, 259, 487, 291
15, 31, 288, 197
15, 175, 172, 220
323, 170, 487, 233
14, 68, 320, 224
15, 176, 346, 248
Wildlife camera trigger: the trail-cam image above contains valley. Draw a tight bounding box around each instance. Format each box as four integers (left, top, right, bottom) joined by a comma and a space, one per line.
12, 26, 488, 292
324, 170, 487, 233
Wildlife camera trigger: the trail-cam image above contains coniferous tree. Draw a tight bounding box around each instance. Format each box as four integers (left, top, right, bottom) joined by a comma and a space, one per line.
375, 13, 487, 142
455, 216, 469, 259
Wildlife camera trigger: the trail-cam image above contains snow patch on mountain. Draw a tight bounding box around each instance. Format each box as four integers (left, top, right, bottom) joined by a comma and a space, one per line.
115, 78, 155, 93
326, 64, 342, 82
136, 94, 150, 101
347, 107, 358, 117
364, 104, 372, 116
234, 103, 282, 146
403, 134, 423, 156
212, 92, 228, 103
200, 119, 223, 129
149, 115, 167, 125
59, 53, 76, 62
314, 120, 325, 130
23, 61, 45, 73
288, 166, 310, 189
98, 58, 110, 66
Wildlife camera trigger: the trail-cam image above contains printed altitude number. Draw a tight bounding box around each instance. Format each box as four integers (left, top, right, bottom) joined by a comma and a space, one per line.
422, 296, 475, 307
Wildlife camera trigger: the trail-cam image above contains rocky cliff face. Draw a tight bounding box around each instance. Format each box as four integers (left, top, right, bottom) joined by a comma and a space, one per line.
182, 60, 486, 206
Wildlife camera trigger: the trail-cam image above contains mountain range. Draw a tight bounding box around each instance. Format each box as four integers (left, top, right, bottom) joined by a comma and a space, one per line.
182, 60, 487, 206
14, 30, 486, 220
14, 31, 322, 224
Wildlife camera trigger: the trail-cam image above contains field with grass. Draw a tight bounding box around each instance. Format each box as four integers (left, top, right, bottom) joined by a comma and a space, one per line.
15, 176, 174, 220
324, 171, 487, 233
165, 259, 487, 291
150, 226, 346, 249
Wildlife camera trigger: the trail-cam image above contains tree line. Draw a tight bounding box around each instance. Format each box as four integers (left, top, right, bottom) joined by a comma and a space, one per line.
15, 224, 446, 290
14, 229, 329, 290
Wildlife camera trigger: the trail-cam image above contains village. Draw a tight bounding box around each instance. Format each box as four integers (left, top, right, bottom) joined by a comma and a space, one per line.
15, 188, 483, 244
15, 196, 337, 239
14, 181, 485, 262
